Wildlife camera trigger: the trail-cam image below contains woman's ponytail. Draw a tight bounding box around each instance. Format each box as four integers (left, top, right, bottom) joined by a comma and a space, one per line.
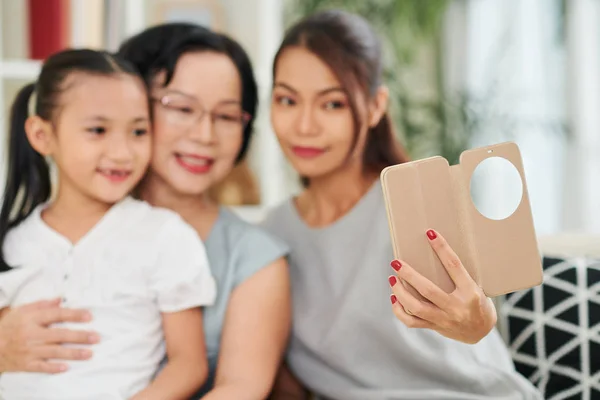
363, 112, 410, 172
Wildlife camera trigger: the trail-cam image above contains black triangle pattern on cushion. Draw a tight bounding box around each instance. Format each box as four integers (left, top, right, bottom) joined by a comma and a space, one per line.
587, 268, 600, 287
512, 290, 534, 310
555, 305, 580, 326
509, 315, 532, 345
555, 268, 578, 286
544, 325, 577, 356
589, 302, 600, 328
555, 347, 581, 370
543, 285, 573, 312
500, 256, 600, 400
517, 334, 537, 357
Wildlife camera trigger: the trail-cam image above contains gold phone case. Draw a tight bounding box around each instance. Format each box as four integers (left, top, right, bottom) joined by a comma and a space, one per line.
380, 142, 543, 297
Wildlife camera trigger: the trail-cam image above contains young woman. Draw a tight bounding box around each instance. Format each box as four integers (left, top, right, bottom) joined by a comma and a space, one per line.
0, 49, 214, 399
264, 10, 542, 400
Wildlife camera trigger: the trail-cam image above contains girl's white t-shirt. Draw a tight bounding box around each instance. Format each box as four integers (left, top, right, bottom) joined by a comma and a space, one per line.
0, 197, 216, 400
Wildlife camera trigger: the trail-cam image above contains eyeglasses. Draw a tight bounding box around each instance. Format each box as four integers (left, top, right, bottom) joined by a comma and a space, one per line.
152, 93, 251, 136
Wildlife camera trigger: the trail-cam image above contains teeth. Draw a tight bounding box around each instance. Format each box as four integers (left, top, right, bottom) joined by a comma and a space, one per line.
178, 155, 209, 166
100, 169, 128, 176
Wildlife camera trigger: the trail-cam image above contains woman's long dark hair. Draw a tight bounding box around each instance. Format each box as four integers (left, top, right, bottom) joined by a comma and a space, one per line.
118, 22, 258, 163
0, 49, 141, 272
274, 10, 410, 184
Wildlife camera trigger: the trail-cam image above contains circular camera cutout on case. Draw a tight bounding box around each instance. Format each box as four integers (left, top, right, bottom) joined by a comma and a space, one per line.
470, 156, 523, 221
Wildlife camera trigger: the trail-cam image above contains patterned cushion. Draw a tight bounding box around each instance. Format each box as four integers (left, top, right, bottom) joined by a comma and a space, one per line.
500, 256, 600, 399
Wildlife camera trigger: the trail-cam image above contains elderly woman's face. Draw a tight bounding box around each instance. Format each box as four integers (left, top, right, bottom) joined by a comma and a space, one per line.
148, 51, 247, 196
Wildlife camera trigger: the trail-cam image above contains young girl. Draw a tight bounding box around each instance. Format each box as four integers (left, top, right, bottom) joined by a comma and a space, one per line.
0, 49, 216, 399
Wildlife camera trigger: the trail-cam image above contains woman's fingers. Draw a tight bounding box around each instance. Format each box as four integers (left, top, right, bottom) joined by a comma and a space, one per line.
389, 294, 433, 329
43, 327, 99, 346
388, 230, 492, 340
390, 259, 450, 309
389, 276, 442, 322
426, 229, 474, 289
35, 344, 92, 362
35, 307, 93, 327
24, 359, 68, 374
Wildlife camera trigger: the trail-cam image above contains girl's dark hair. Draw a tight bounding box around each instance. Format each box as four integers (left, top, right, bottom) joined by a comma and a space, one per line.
0, 49, 142, 272
273, 10, 409, 180
117, 22, 258, 163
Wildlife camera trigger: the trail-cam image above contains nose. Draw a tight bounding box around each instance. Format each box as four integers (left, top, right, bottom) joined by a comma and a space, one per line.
188, 112, 216, 144
296, 105, 319, 137
106, 133, 134, 163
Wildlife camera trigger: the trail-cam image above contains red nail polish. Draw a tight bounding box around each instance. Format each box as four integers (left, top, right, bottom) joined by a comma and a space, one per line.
390, 294, 397, 304
427, 230, 437, 240
388, 276, 397, 286
391, 260, 402, 271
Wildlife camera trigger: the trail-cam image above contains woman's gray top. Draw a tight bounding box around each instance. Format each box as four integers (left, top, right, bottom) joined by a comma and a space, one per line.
261, 182, 541, 400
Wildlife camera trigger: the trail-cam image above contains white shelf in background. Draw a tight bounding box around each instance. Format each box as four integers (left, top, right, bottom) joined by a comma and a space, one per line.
0, 59, 42, 80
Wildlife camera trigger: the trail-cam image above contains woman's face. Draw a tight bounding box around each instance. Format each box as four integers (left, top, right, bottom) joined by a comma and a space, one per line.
271, 47, 369, 180
148, 51, 248, 196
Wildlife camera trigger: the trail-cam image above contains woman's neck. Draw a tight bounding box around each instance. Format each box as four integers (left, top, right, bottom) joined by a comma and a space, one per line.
139, 175, 219, 240
296, 164, 377, 228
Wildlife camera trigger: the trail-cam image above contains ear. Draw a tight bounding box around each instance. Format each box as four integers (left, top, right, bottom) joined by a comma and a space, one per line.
25, 116, 54, 156
368, 86, 389, 128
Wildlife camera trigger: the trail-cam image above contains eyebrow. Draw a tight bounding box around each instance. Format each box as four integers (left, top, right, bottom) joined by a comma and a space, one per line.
159, 89, 241, 107
273, 82, 346, 96
159, 88, 196, 100
84, 116, 149, 123
85, 116, 110, 122
217, 99, 242, 106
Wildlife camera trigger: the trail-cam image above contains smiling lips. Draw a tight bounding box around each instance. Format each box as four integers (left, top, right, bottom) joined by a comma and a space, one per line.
175, 153, 214, 174
97, 168, 132, 183
292, 146, 326, 158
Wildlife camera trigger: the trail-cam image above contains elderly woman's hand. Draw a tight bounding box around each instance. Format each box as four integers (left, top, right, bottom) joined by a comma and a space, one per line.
388, 229, 497, 344
0, 298, 99, 373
